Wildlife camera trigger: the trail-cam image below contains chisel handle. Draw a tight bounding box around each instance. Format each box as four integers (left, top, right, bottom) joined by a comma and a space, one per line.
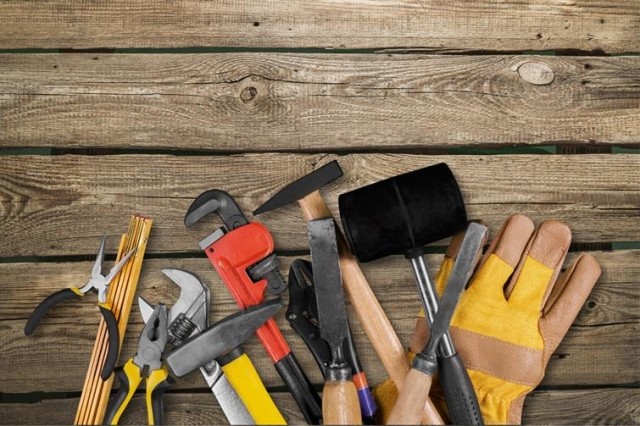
387, 368, 434, 425
220, 350, 286, 425
440, 353, 484, 425
323, 373, 362, 425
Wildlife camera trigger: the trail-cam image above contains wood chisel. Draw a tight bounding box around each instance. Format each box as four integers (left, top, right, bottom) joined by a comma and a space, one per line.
387, 222, 488, 425
308, 218, 362, 425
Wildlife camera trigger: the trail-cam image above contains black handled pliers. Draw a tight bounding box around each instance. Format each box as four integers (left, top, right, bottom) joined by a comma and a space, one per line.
24, 234, 135, 380
104, 303, 173, 425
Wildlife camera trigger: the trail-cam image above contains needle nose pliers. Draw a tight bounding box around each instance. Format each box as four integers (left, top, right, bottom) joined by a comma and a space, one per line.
24, 234, 135, 380
104, 303, 173, 425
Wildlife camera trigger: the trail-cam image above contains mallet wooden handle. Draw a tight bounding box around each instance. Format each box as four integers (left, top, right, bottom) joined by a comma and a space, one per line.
387, 368, 434, 425
299, 191, 443, 425
323, 379, 362, 425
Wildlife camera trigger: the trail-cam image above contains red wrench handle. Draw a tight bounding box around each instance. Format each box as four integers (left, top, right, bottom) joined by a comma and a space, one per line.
204, 222, 290, 360
256, 318, 291, 361
204, 222, 322, 424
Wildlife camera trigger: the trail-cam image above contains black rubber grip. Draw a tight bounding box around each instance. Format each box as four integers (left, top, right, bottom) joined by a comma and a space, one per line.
24, 288, 81, 336
150, 375, 175, 425
439, 353, 484, 425
100, 306, 120, 380
103, 366, 131, 425
274, 352, 322, 425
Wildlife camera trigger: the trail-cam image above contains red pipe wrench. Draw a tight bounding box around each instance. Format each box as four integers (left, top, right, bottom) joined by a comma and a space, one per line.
185, 190, 322, 424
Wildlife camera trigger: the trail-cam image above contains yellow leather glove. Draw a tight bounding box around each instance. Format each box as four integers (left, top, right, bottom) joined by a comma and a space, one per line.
433, 214, 601, 424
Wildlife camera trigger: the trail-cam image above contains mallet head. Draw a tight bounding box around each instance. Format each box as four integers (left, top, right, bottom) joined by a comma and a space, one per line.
339, 163, 467, 262
253, 160, 343, 215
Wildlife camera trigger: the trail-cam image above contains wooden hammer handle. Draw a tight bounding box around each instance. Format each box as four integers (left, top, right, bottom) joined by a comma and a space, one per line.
299, 191, 443, 425
387, 368, 434, 425
322, 380, 363, 425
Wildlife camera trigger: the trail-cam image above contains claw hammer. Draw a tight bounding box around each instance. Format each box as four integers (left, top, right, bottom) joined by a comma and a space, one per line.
184, 189, 322, 425
253, 161, 443, 424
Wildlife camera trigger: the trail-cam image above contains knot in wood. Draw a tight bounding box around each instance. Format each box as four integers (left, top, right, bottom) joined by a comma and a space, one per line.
517, 61, 555, 85
240, 86, 258, 102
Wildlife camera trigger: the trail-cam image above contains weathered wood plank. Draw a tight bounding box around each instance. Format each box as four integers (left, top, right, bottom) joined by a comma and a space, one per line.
1, 388, 638, 425
1, 251, 637, 393
2, 54, 639, 150
0, 154, 638, 256
0, 1, 638, 52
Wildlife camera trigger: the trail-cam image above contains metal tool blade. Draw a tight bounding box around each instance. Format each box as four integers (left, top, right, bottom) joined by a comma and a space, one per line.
422, 222, 488, 357
307, 218, 349, 365
201, 361, 255, 425
165, 298, 283, 377
253, 161, 343, 215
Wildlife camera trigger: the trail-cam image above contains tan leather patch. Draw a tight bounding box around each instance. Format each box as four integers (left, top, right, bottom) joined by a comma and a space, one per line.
480, 214, 534, 270
451, 327, 544, 387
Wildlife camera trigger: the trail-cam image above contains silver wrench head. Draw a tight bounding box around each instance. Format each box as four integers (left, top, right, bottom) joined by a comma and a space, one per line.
162, 268, 210, 331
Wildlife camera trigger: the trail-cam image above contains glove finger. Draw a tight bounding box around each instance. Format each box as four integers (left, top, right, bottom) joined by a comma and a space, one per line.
479, 214, 534, 272
507, 220, 571, 310
470, 214, 534, 298
541, 254, 601, 354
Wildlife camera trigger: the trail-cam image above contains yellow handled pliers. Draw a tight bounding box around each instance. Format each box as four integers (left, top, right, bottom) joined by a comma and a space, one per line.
104, 303, 174, 425
24, 234, 135, 380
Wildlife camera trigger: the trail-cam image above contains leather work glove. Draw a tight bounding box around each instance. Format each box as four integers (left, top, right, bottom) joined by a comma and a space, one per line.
373, 215, 601, 424
435, 214, 600, 424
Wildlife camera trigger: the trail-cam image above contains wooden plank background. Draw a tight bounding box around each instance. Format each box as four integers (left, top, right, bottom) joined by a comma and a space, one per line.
1, 0, 639, 52
2, 54, 639, 150
0, 0, 638, 424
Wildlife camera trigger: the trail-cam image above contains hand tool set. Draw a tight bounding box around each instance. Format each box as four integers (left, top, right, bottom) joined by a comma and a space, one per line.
23, 161, 601, 425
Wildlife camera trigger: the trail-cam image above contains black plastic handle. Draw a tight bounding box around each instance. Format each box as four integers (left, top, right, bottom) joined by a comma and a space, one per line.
104, 366, 132, 425
274, 352, 322, 425
439, 353, 484, 425
99, 305, 120, 380
24, 288, 81, 336
150, 374, 174, 425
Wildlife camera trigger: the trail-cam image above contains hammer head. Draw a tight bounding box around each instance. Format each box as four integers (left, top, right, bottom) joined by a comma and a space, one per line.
339, 163, 467, 262
253, 160, 343, 215
164, 298, 283, 377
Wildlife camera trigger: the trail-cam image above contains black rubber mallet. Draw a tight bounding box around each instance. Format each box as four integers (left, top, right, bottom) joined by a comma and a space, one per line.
338, 162, 484, 426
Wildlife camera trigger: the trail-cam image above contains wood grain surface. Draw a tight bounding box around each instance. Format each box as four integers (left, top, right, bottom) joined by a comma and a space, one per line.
1, 388, 638, 425
2, 54, 639, 150
1, 251, 637, 394
0, 1, 638, 52
1, 154, 638, 257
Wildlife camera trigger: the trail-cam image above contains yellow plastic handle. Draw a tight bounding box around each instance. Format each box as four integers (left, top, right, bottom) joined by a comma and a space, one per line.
221, 353, 286, 425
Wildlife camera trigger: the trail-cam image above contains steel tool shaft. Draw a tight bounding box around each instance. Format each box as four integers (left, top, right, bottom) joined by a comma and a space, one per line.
308, 219, 362, 425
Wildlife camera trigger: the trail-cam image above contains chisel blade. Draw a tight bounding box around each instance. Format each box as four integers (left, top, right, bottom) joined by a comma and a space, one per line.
422, 222, 488, 357
308, 219, 349, 362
